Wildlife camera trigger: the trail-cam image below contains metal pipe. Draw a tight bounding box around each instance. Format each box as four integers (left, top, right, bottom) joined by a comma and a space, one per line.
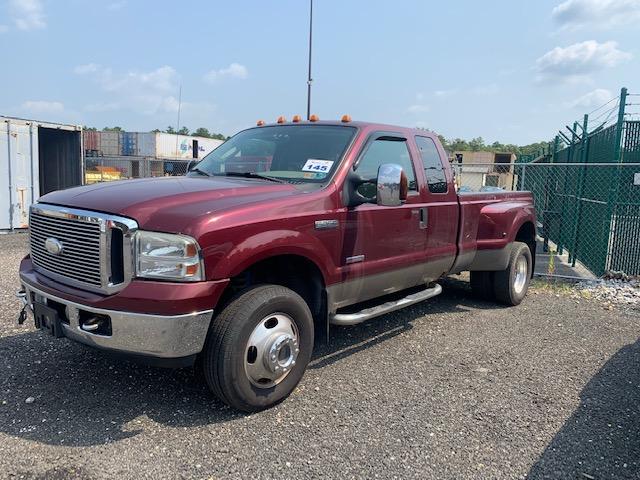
571, 114, 589, 266
7, 119, 13, 230
306, 0, 313, 120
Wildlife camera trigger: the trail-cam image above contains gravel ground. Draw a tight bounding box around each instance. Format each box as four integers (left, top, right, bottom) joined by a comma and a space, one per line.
1, 232, 639, 480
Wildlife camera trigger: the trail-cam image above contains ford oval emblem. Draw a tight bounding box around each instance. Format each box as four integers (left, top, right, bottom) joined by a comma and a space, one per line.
44, 238, 64, 256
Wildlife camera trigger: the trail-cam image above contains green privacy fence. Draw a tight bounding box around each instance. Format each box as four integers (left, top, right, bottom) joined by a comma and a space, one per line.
453, 87, 640, 277
518, 87, 640, 276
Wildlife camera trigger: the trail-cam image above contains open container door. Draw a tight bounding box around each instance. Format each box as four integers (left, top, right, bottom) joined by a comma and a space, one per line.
38, 126, 82, 196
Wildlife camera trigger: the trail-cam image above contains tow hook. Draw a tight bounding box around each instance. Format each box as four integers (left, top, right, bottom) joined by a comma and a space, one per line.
16, 290, 28, 326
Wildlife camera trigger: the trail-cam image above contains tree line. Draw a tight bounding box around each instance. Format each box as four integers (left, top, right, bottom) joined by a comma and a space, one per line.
436, 135, 553, 156
84, 126, 229, 140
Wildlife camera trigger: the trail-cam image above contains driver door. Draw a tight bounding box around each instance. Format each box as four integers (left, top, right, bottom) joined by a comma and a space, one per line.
336, 133, 428, 306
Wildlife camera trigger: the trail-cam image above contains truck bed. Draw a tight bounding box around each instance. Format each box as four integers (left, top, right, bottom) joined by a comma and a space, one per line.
451, 190, 536, 274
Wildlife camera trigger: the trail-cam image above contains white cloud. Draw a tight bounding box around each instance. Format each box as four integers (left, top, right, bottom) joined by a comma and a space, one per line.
107, 1, 126, 11
406, 92, 429, 114
407, 104, 430, 114
552, 0, 640, 29
21, 100, 64, 114
9, 0, 45, 31
0, 25, 8, 33
535, 40, 631, 82
74, 63, 100, 75
566, 88, 614, 108
203, 63, 248, 83
434, 89, 456, 98
74, 63, 217, 119
75, 64, 181, 115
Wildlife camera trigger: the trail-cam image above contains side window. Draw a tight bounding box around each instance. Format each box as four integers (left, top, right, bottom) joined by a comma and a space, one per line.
355, 138, 417, 192
415, 136, 448, 193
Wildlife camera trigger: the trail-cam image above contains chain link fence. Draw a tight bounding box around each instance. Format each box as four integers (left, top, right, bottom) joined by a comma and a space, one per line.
84, 155, 191, 184
452, 161, 640, 277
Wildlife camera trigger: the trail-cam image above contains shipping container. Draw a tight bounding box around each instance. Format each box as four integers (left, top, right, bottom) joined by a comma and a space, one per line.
83, 130, 101, 152
100, 131, 120, 156
0, 116, 83, 229
121, 131, 138, 155
155, 133, 223, 160
137, 132, 156, 157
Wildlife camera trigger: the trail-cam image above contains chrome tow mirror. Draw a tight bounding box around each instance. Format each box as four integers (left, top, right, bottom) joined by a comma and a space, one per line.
376, 163, 407, 206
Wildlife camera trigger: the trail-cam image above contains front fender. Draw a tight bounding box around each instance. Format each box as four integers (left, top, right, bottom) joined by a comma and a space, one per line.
204, 229, 333, 282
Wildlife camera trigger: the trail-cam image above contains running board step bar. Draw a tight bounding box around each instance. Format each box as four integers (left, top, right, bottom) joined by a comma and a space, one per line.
329, 283, 442, 326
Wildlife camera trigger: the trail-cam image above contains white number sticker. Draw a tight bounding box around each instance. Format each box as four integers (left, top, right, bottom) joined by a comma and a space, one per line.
302, 159, 334, 173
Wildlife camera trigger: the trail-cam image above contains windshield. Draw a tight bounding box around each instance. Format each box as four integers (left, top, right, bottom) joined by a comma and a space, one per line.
189, 125, 357, 183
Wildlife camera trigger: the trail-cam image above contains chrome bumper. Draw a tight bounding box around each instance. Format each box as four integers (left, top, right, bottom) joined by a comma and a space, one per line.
19, 280, 213, 359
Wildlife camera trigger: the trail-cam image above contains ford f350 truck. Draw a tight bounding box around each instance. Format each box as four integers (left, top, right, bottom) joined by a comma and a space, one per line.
17, 118, 536, 411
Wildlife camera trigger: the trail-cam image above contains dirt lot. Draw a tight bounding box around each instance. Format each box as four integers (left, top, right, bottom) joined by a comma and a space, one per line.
1, 232, 638, 480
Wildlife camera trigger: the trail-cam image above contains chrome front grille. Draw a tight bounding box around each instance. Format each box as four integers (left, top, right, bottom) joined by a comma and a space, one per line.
30, 212, 102, 286
28, 204, 138, 294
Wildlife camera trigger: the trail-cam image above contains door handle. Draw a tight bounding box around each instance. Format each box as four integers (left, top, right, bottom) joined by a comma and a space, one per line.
419, 207, 428, 229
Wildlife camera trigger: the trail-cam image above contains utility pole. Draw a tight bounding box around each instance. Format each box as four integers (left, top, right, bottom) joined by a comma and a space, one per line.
306, 0, 313, 120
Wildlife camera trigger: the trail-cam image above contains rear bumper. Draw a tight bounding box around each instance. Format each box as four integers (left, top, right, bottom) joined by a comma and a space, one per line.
19, 267, 217, 360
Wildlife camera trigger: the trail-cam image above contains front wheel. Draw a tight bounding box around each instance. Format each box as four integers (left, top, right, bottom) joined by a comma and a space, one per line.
202, 284, 314, 412
493, 241, 532, 306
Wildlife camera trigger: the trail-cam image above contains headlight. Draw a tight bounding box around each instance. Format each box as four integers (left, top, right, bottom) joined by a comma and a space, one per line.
135, 231, 205, 282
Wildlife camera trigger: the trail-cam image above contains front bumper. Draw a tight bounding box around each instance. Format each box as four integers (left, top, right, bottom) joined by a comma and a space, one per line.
19, 276, 214, 360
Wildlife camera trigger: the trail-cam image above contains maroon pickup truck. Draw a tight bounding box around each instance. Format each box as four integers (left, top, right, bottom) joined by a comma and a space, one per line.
18, 119, 536, 411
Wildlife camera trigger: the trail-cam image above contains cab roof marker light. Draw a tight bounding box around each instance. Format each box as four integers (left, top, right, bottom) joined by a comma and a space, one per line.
309, 114, 319, 122
277, 116, 287, 124
341, 114, 352, 123
256, 120, 265, 126
292, 115, 302, 123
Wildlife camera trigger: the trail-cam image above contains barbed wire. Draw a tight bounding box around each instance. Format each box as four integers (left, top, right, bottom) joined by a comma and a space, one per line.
586, 95, 618, 115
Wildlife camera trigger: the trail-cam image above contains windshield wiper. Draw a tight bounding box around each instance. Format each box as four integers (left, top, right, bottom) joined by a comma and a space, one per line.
189, 167, 211, 177
221, 172, 286, 183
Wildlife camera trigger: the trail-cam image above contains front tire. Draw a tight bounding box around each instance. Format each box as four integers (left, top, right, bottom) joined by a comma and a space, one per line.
202, 284, 314, 412
493, 242, 532, 306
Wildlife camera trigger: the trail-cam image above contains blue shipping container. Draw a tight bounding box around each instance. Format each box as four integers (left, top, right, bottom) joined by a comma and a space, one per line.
121, 132, 137, 155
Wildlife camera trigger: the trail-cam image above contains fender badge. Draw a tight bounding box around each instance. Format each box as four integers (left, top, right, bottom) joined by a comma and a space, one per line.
315, 219, 339, 230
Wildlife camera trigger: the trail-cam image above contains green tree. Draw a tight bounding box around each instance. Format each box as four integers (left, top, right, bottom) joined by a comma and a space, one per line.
83, 126, 97, 131
165, 126, 176, 134
193, 127, 212, 138
102, 126, 123, 132
177, 126, 190, 135
211, 132, 227, 140
468, 137, 485, 151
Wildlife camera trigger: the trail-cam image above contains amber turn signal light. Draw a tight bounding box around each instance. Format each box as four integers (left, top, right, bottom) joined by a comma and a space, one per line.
292, 115, 302, 123
309, 114, 319, 122
341, 114, 352, 123
277, 116, 287, 124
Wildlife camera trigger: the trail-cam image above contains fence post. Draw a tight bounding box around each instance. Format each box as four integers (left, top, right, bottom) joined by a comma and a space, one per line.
604, 87, 628, 272
570, 114, 589, 266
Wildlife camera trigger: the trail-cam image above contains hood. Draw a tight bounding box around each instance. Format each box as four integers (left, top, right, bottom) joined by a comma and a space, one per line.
39, 176, 300, 232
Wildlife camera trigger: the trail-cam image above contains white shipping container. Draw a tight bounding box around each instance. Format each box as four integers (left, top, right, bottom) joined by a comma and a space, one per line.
155, 133, 223, 160
0, 116, 83, 229
137, 132, 156, 157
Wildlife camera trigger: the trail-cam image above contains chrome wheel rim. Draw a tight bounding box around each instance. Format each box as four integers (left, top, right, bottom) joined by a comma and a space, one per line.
513, 256, 528, 295
244, 313, 300, 388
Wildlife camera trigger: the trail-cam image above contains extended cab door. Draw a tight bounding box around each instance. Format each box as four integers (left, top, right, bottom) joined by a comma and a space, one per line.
334, 132, 429, 307
412, 135, 459, 280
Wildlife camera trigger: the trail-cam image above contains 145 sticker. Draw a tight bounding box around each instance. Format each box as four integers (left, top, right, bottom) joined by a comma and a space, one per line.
302, 159, 334, 173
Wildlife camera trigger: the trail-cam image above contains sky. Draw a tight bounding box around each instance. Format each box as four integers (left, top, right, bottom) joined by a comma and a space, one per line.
0, 0, 638, 145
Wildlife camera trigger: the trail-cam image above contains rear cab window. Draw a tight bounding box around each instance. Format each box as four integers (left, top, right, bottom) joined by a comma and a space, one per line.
415, 136, 448, 194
